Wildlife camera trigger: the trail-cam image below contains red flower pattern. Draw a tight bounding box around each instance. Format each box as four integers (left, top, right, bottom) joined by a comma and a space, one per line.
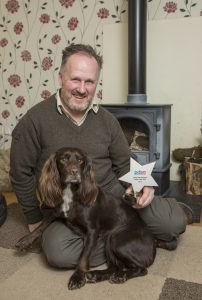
97, 90, 102, 100
2, 110, 10, 119
8, 74, 21, 87
5, 0, 20, 13
163, 2, 177, 13
39, 14, 50, 24
42, 57, 53, 71
97, 8, 109, 19
59, 0, 75, 8
0, 38, 8, 47
15, 96, 25, 107
67, 17, 78, 30
14, 22, 23, 34
21, 50, 31, 61
51, 34, 61, 44
41, 90, 51, 100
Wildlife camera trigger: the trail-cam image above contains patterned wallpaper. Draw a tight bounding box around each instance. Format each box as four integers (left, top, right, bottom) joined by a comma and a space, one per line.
0, 0, 202, 148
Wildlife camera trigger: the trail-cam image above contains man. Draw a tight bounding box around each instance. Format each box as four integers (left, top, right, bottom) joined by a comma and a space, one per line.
0, 193, 7, 226
10, 44, 192, 268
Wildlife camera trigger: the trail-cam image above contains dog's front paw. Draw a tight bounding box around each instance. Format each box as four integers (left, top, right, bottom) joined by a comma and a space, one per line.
68, 271, 86, 290
86, 271, 98, 283
109, 272, 127, 284
15, 234, 35, 251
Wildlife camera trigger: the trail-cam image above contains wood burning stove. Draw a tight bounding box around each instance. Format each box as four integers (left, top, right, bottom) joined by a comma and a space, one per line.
101, 103, 171, 195
102, 0, 172, 195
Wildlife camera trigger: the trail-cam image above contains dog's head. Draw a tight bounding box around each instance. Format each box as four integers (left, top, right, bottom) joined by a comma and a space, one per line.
55, 147, 86, 186
39, 147, 98, 208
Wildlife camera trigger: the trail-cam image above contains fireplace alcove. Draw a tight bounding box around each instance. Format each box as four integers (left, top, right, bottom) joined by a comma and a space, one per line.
101, 103, 172, 196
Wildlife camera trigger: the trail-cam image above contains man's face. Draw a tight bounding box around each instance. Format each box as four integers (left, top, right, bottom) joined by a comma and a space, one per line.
58, 53, 99, 114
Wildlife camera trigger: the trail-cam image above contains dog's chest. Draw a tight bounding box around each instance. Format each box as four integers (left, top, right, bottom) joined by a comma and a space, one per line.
60, 185, 73, 218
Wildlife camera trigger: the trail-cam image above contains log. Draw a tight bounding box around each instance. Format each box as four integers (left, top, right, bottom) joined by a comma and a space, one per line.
184, 159, 202, 195
172, 146, 202, 162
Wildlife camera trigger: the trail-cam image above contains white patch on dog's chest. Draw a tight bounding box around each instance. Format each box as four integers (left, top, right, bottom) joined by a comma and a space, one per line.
61, 185, 73, 217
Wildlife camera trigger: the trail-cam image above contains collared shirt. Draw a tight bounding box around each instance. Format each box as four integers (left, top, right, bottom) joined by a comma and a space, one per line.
56, 90, 99, 126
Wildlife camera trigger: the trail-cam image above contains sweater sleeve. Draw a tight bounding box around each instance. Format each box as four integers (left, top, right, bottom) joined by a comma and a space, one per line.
108, 116, 131, 179
10, 113, 43, 224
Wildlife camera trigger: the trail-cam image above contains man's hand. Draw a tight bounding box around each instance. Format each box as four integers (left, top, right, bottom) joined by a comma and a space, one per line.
133, 186, 154, 208
125, 185, 154, 209
28, 221, 43, 233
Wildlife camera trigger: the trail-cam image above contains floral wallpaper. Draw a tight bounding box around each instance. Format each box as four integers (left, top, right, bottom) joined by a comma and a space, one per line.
0, 0, 202, 148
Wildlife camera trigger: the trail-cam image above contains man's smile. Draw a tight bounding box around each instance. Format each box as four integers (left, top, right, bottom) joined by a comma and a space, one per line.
72, 91, 88, 99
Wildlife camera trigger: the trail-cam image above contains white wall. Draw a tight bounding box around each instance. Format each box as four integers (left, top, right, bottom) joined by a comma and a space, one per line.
103, 17, 202, 180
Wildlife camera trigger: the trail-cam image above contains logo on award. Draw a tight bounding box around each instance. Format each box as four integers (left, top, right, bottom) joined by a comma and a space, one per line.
119, 158, 158, 192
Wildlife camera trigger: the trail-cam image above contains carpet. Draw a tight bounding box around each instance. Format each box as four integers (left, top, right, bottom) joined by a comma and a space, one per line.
159, 278, 202, 300
0, 204, 202, 300
0, 203, 41, 252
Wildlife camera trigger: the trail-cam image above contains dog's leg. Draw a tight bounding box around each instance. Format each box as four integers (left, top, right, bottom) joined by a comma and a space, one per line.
15, 214, 56, 251
109, 267, 147, 284
68, 229, 99, 290
86, 265, 147, 284
86, 264, 118, 283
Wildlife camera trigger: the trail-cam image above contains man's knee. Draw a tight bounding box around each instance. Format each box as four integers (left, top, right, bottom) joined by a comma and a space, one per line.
155, 216, 186, 241
138, 197, 187, 241
41, 221, 106, 269
41, 222, 83, 269
42, 236, 81, 268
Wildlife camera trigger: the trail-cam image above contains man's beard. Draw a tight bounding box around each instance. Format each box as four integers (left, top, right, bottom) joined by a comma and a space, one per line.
67, 98, 91, 112
61, 90, 92, 112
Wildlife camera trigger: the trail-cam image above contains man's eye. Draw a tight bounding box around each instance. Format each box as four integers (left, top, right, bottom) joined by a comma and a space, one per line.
86, 80, 93, 85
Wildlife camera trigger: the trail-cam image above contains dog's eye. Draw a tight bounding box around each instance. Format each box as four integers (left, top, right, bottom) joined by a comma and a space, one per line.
77, 158, 83, 164
61, 156, 68, 162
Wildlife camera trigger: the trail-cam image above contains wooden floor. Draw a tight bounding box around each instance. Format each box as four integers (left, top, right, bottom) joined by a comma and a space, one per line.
3, 191, 202, 227
190, 211, 202, 227
3, 192, 17, 205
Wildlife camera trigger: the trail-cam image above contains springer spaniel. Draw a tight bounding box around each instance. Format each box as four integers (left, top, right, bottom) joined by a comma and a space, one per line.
16, 147, 156, 290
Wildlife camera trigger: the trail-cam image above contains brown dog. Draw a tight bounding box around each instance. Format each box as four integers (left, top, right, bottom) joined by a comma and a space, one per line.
16, 147, 156, 290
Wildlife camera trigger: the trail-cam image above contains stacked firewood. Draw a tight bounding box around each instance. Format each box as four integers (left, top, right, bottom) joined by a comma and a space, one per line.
173, 146, 202, 195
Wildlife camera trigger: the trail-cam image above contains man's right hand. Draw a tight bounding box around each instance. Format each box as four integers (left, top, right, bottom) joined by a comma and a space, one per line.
28, 220, 43, 232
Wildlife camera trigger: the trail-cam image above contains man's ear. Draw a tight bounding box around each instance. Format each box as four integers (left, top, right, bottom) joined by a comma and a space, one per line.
58, 71, 62, 87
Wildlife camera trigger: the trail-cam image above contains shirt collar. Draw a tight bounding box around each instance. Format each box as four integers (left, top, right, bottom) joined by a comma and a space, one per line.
56, 89, 99, 126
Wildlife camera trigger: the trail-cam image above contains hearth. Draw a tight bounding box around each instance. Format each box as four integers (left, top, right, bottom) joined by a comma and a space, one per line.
102, 0, 172, 195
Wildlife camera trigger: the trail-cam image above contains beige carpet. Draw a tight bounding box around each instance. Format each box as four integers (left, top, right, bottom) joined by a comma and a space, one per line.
0, 226, 202, 300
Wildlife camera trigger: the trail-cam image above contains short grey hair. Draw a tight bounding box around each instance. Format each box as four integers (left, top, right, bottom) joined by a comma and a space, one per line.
60, 44, 103, 72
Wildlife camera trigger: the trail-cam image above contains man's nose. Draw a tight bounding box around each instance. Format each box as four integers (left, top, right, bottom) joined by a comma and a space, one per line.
77, 81, 86, 93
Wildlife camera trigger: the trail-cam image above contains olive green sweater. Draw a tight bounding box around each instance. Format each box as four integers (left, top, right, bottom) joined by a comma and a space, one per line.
10, 94, 130, 224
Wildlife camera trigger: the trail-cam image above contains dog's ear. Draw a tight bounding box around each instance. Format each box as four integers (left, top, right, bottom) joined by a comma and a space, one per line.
39, 153, 62, 208
80, 156, 98, 204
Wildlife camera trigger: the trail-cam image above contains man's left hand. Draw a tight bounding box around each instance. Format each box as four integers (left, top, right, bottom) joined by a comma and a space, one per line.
125, 185, 154, 209
133, 186, 154, 208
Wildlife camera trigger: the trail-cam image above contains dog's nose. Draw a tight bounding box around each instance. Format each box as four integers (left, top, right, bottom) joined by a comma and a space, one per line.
71, 168, 78, 176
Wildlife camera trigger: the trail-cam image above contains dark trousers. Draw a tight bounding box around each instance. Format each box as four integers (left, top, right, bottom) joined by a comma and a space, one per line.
41, 196, 186, 268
